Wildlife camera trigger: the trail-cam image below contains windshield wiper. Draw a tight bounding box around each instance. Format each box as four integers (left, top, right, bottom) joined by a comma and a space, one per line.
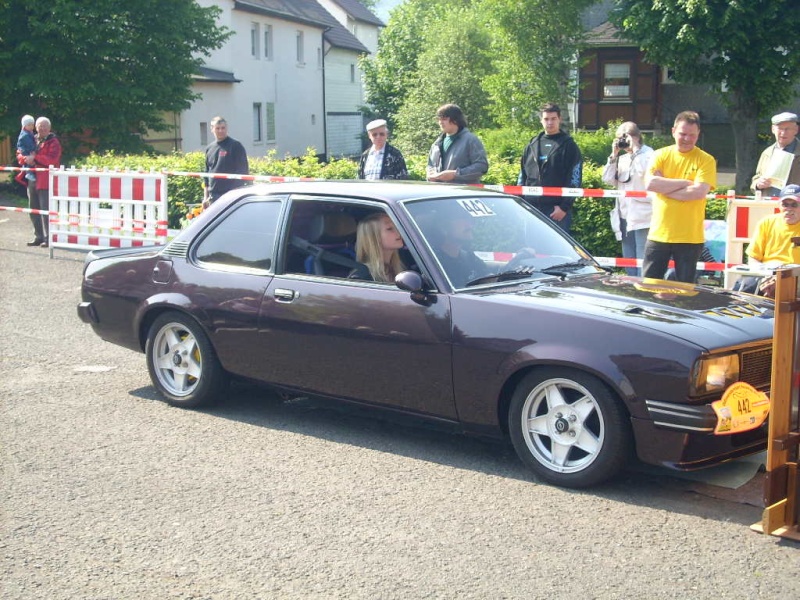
465, 267, 547, 287
539, 259, 596, 275
464, 259, 596, 288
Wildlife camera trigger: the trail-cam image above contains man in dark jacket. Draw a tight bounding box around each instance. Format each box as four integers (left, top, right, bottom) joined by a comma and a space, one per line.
357, 119, 408, 180
204, 116, 249, 207
518, 103, 582, 232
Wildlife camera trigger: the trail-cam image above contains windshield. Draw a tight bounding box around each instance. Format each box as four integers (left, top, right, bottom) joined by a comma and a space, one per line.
404, 195, 601, 289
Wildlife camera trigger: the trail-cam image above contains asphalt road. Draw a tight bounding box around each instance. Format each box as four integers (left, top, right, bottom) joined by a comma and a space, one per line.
1, 208, 798, 599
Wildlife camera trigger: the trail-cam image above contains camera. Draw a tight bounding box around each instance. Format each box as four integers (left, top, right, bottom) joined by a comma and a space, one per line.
617, 135, 630, 149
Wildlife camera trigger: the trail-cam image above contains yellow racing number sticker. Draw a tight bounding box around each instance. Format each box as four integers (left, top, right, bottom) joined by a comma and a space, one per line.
712, 382, 770, 435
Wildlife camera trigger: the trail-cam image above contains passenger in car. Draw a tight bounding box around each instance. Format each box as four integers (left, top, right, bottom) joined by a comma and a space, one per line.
349, 213, 407, 283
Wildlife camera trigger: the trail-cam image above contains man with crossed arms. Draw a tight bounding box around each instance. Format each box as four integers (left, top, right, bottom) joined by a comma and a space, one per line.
643, 110, 717, 283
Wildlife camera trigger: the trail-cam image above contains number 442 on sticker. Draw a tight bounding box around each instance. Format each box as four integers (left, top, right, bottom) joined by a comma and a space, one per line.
711, 381, 770, 436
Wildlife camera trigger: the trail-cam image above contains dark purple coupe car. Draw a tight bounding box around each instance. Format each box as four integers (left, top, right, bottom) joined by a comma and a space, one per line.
78, 181, 775, 487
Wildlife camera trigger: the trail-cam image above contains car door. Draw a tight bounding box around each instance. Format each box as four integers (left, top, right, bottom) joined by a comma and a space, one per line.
182, 196, 285, 377
255, 199, 457, 419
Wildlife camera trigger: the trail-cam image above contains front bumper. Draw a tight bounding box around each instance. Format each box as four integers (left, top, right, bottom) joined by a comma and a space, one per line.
645, 398, 717, 433
634, 396, 769, 469
77, 301, 98, 324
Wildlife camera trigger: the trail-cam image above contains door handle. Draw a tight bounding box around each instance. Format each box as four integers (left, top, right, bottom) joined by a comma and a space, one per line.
274, 288, 298, 302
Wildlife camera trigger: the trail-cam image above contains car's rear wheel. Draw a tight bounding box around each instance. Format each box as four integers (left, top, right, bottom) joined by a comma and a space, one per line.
145, 312, 227, 408
509, 367, 632, 488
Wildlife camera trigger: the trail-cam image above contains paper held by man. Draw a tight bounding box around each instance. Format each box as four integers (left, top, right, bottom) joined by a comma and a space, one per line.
765, 149, 794, 189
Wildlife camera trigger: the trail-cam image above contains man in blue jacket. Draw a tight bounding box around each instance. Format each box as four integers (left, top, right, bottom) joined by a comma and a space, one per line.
518, 102, 583, 232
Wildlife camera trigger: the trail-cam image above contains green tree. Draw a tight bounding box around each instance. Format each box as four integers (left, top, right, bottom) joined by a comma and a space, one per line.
0, 0, 229, 157
360, 0, 471, 129
610, 0, 800, 190
481, 0, 595, 129
393, 9, 495, 154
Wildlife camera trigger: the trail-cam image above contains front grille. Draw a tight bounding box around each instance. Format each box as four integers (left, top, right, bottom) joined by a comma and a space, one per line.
741, 346, 772, 389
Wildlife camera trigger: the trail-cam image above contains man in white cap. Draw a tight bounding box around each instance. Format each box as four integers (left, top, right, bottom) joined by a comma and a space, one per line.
357, 119, 408, 180
751, 111, 800, 197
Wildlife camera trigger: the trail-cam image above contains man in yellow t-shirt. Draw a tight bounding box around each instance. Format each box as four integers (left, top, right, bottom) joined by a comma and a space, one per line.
740, 184, 800, 297
643, 111, 717, 283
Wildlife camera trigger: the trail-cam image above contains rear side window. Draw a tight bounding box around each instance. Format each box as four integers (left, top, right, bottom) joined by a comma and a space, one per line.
195, 200, 282, 272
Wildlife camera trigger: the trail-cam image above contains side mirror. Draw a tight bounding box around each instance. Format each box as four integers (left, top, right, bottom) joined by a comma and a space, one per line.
395, 270, 423, 293
395, 270, 436, 306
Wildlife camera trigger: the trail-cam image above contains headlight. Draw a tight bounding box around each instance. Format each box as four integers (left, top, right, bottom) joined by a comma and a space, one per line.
691, 353, 740, 396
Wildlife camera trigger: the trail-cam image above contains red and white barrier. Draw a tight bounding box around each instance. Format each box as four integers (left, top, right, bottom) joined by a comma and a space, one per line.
47, 168, 168, 257
4, 166, 783, 281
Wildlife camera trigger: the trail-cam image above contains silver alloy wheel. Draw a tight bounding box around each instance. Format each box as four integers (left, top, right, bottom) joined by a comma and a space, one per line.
150, 321, 203, 397
519, 377, 605, 474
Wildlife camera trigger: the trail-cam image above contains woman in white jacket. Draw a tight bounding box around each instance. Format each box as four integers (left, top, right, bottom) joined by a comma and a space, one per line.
602, 122, 654, 276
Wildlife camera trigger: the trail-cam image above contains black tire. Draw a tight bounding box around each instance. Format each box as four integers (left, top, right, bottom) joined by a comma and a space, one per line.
145, 312, 227, 408
508, 367, 632, 488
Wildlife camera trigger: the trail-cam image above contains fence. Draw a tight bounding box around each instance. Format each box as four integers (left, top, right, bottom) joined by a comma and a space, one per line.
47, 168, 168, 257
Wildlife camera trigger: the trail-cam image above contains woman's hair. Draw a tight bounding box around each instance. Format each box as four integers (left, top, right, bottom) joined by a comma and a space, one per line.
356, 213, 406, 283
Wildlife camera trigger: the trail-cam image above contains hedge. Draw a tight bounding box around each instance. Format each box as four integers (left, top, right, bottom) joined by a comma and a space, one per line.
72, 142, 730, 261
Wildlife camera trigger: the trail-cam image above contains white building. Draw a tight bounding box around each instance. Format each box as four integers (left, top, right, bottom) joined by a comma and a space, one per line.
318, 0, 384, 157
155, 0, 382, 160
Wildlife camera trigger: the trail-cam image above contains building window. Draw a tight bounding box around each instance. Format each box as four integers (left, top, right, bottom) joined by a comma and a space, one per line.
264, 25, 273, 60
200, 122, 208, 147
350, 64, 356, 83
317, 47, 322, 69
603, 63, 630, 99
296, 30, 304, 64
266, 102, 276, 142
347, 17, 358, 37
251, 23, 260, 58
253, 103, 263, 142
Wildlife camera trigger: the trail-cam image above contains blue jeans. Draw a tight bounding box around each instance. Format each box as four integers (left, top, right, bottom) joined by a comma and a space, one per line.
620, 219, 649, 276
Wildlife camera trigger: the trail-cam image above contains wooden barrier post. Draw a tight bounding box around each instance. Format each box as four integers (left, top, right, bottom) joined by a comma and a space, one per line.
752, 265, 800, 541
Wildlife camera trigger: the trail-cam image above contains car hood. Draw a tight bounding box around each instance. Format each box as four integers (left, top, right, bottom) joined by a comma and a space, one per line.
483, 274, 774, 350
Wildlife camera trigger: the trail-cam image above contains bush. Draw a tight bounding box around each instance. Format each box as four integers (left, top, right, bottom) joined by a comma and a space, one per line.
75, 140, 733, 259
76, 151, 206, 232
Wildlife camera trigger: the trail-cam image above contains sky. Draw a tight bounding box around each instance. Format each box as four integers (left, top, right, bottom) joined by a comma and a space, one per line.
373, 0, 403, 22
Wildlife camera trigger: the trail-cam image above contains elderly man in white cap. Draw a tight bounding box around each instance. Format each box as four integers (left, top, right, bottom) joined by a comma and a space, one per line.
751, 111, 800, 197
357, 119, 408, 181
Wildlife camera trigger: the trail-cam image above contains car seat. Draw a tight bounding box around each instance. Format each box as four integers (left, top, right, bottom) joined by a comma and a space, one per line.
301, 212, 358, 276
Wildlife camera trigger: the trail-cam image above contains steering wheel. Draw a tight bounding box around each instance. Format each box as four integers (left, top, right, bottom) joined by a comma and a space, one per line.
505, 248, 537, 271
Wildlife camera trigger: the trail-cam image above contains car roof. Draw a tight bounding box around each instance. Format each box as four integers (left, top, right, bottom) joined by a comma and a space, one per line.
237, 180, 512, 206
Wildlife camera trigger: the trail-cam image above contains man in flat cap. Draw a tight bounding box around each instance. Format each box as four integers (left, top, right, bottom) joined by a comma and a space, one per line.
358, 119, 408, 180
751, 111, 800, 197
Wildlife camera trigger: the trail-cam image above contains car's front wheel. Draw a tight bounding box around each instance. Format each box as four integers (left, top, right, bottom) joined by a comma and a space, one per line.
509, 368, 632, 488
145, 312, 227, 408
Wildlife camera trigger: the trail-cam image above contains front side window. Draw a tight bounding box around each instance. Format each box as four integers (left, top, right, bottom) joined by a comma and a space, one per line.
195, 200, 282, 272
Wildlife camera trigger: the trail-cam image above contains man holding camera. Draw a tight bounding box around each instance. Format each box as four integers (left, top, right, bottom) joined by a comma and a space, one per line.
602, 122, 654, 275
518, 102, 582, 232
643, 111, 716, 283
